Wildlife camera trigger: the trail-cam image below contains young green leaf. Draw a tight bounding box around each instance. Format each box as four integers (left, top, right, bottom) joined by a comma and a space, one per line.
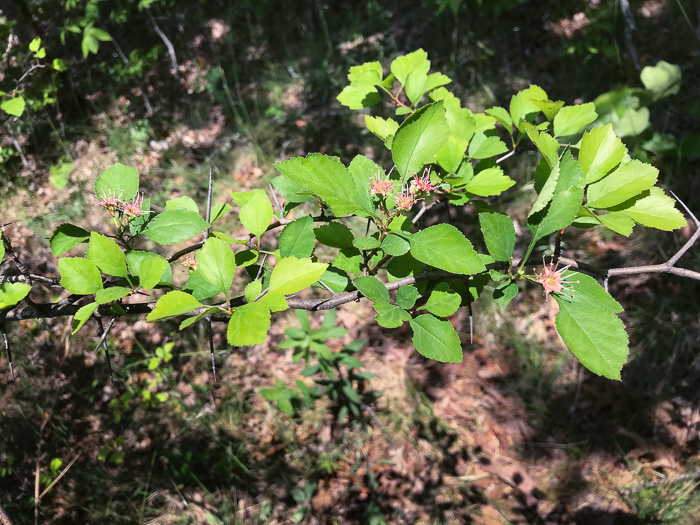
137, 254, 169, 290
336, 61, 383, 109
269, 256, 328, 295
493, 281, 518, 307
527, 151, 584, 243
197, 237, 236, 295
147, 291, 202, 321
467, 132, 508, 159
407, 224, 485, 275
245, 280, 263, 303
0, 283, 31, 309
640, 61, 681, 100
166, 196, 199, 213
72, 302, 99, 334
553, 103, 597, 137
464, 166, 515, 196
579, 124, 626, 184
375, 304, 411, 328
586, 160, 658, 209
479, 212, 515, 262
597, 211, 635, 236
59, 258, 103, 295
1, 97, 25, 117
87, 232, 128, 278
231, 189, 273, 239
365, 115, 399, 147
144, 209, 209, 245
94, 163, 139, 201
95, 286, 130, 304
392, 101, 450, 179
227, 303, 271, 346
620, 187, 687, 231
410, 314, 462, 363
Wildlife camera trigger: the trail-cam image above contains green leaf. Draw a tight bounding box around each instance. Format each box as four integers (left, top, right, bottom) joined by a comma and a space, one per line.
183, 270, 221, 301
337, 61, 383, 109
579, 124, 626, 184
197, 237, 236, 294
144, 209, 209, 245
527, 151, 584, 243
59, 258, 103, 295
375, 304, 411, 328
1, 97, 25, 117
210, 202, 232, 223
509, 85, 548, 131
314, 223, 355, 249
126, 251, 172, 285
640, 61, 681, 100
245, 280, 263, 303
391, 49, 429, 85
396, 285, 419, 309
227, 303, 271, 346
166, 196, 199, 213
256, 291, 289, 313
234, 249, 259, 268
486, 106, 513, 135
436, 136, 468, 173
137, 254, 169, 290
353, 237, 380, 250
179, 307, 221, 330
406, 71, 451, 106
553, 103, 597, 137
354, 275, 390, 303
424, 288, 460, 317
49, 224, 90, 256
620, 187, 687, 231
231, 189, 273, 238
410, 314, 462, 363
72, 302, 98, 334
274, 154, 373, 216
586, 160, 658, 209
479, 212, 515, 261
554, 272, 628, 379
270, 175, 315, 204
94, 163, 139, 201
95, 286, 130, 304
464, 166, 515, 196
392, 101, 450, 179
527, 129, 559, 167
407, 224, 485, 275
493, 281, 518, 307
279, 215, 315, 258
0, 283, 31, 309
529, 162, 560, 217
380, 234, 410, 256
270, 256, 328, 295
365, 115, 399, 147
87, 232, 127, 278
467, 131, 508, 159
29, 37, 41, 52
147, 291, 202, 321
597, 211, 635, 236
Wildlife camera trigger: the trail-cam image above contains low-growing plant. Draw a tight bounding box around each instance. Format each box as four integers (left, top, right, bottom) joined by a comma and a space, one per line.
0, 48, 697, 391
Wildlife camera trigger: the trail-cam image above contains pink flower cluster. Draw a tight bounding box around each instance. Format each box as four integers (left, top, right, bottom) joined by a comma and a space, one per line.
98, 189, 148, 220
369, 167, 437, 213
535, 257, 578, 297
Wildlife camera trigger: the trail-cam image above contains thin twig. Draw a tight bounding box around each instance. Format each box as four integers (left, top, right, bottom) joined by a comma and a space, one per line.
206, 317, 216, 381
496, 149, 516, 164
204, 167, 213, 241
38, 452, 82, 500
146, 9, 177, 71
269, 183, 284, 220
95, 317, 116, 382
15, 62, 45, 89
2, 325, 13, 381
